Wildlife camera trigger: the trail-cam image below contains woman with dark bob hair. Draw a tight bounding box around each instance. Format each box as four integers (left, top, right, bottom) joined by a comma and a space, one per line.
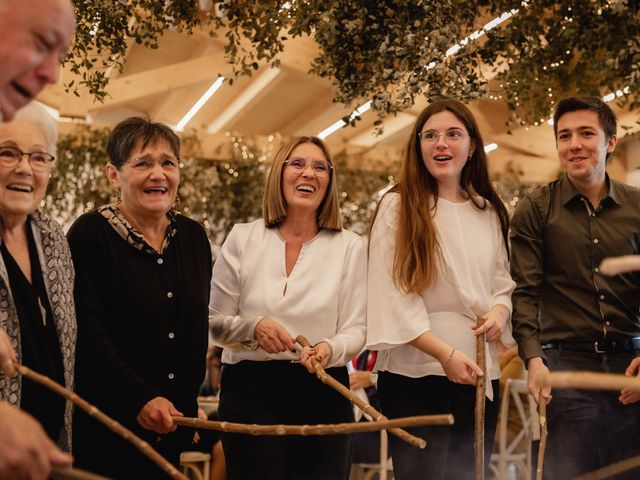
68, 117, 212, 478
209, 136, 366, 480
366, 99, 515, 479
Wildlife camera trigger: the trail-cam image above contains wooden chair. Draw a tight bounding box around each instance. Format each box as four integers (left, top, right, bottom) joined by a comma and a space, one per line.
180, 451, 211, 480
489, 378, 538, 480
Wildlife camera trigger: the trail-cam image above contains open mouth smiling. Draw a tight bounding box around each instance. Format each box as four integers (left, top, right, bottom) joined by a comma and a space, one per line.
296, 185, 316, 193
7, 183, 33, 193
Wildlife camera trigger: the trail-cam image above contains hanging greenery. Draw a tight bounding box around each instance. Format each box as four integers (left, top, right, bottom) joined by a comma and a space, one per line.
69, 1, 639, 129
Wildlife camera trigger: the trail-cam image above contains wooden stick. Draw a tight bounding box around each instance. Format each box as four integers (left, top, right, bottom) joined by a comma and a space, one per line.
474, 317, 486, 480
52, 466, 111, 480
173, 413, 454, 435
575, 455, 640, 479
533, 371, 640, 393
295, 335, 427, 449
16, 365, 187, 480
535, 398, 547, 480
599, 255, 640, 276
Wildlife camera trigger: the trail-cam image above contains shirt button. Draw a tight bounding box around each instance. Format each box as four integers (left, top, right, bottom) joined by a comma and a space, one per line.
593, 238, 599, 244
167, 292, 173, 299
606, 321, 611, 326
591, 213, 596, 218
599, 294, 605, 300
168, 373, 175, 380
594, 267, 599, 273
157, 258, 164, 265
168, 332, 175, 339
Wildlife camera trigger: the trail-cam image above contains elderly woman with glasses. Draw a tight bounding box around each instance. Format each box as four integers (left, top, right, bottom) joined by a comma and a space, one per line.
0, 101, 76, 476
210, 136, 366, 480
67, 117, 212, 479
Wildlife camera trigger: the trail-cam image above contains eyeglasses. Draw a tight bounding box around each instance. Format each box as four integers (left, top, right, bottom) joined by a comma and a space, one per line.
0, 146, 55, 172
284, 158, 333, 176
127, 155, 180, 171
418, 129, 468, 143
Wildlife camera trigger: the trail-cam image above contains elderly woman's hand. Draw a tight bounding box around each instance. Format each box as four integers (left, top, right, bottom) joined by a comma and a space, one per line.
0, 328, 16, 376
299, 342, 332, 373
254, 318, 296, 354
136, 396, 182, 434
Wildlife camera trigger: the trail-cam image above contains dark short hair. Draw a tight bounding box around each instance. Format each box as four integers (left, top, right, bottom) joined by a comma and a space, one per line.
553, 96, 617, 141
107, 117, 180, 168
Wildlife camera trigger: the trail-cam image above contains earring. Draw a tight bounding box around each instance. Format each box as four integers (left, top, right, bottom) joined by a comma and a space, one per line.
173, 194, 181, 209
111, 189, 121, 205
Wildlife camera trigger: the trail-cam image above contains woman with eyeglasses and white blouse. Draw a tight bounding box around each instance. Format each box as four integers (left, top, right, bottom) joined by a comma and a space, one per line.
367, 99, 515, 480
209, 136, 366, 480
68, 117, 212, 479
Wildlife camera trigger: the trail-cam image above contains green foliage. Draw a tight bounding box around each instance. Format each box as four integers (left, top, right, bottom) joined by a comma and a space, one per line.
68, 1, 640, 132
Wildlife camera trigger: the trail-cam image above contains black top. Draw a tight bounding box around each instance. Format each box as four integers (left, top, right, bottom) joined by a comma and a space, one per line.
510, 175, 640, 361
68, 210, 212, 478
0, 220, 65, 441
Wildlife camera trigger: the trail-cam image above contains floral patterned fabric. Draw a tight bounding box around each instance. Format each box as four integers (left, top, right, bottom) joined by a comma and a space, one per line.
0, 210, 77, 451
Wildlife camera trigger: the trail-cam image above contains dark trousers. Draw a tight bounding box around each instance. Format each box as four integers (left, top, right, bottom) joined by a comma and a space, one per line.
378, 372, 499, 480
544, 349, 640, 480
218, 361, 353, 480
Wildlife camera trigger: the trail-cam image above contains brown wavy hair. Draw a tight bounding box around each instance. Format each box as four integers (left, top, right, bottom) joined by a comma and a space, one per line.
373, 99, 509, 294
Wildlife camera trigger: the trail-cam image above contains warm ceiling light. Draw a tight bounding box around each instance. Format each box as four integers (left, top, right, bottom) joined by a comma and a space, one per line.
317, 101, 371, 139
176, 76, 225, 131
484, 143, 498, 153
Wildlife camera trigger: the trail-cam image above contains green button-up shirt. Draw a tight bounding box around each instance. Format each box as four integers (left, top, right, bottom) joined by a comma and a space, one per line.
510, 175, 640, 362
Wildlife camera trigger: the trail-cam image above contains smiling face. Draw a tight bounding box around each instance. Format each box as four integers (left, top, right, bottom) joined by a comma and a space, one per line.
107, 139, 180, 222
0, 0, 75, 121
0, 119, 52, 223
556, 109, 616, 185
281, 142, 331, 216
419, 110, 475, 189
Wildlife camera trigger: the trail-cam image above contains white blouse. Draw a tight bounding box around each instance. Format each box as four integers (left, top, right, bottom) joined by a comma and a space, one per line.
209, 219, 367, 368
366, 193, 515, 387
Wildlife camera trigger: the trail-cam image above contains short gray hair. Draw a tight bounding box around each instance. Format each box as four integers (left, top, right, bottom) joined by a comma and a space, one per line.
11, 101, 58, 157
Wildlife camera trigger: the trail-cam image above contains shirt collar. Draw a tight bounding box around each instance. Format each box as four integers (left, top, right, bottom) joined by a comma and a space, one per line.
98, 204, 178, 255
560, 173, 621, 207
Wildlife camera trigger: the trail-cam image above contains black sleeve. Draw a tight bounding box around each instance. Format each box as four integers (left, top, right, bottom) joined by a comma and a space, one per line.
67, 214, 160, 421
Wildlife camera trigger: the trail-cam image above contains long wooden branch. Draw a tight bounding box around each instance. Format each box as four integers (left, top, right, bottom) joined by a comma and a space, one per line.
474, 318, 486, 480
16, 365, 187, 480
295, 335, 427, 449
533, 371, 640, 393
576, 455, 640, 480
173, 413, 453, 435
599, 255, 640, 276
52, 466, 111, 480
535, 398, 547, 480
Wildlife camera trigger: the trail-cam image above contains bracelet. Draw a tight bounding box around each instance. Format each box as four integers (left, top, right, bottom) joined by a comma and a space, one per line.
441, 347, 455, 368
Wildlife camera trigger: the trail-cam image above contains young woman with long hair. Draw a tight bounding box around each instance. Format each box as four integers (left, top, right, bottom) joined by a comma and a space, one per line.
366, 99, 515, 479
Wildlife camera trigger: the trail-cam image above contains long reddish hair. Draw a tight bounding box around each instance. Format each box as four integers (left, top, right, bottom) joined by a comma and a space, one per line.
373, 99, 509, 294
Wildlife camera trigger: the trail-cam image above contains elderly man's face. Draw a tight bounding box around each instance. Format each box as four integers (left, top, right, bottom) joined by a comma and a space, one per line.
0, 0, 75, 121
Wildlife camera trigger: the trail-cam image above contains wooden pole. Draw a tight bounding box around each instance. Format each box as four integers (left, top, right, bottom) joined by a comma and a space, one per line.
575, 455, 640, 480
474, 317, 486, 480
295, 335, 428, 449
16, 365, 187, 480
535, 398, 547, 480
52, 466, 111, 480
534, 371, 640, 393
173, 413, 453, 435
